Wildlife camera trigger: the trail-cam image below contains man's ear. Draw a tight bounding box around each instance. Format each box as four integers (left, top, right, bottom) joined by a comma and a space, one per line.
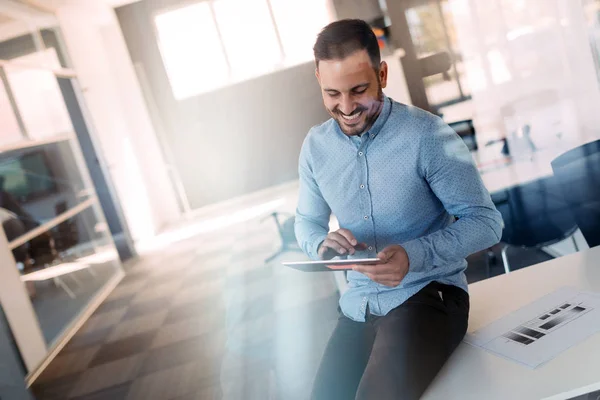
315, 68, 320, 83
379, 61, 388, 89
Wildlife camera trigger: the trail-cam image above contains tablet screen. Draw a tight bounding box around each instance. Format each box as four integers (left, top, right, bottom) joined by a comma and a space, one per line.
282, 258, 381, 272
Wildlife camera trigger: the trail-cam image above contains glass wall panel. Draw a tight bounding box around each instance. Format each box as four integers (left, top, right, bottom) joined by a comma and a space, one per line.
0, 25, 125, 349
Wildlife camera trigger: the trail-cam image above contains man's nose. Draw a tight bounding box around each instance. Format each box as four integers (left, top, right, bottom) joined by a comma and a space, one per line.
338, 95, 354, 115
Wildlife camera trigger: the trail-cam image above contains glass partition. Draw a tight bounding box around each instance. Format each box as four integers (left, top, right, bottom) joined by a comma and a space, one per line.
0, 25, 125, 357
0, 79, 23, 146
4, 49, 72, 141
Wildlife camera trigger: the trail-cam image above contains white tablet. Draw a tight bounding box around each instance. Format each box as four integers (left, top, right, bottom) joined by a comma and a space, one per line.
282, 258, 381, 272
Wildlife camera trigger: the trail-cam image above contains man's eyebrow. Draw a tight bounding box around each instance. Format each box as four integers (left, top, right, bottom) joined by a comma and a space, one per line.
351, 83, 370, 91
323, 83, 370, 93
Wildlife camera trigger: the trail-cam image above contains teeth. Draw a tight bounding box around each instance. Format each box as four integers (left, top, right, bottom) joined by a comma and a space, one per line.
341, 111, 362, 121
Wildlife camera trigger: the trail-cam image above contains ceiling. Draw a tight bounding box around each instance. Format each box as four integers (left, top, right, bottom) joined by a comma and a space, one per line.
16, 0, 141, 12
104, 0, 141, 7
0, 0, 140, 42
0, 2, 56, 43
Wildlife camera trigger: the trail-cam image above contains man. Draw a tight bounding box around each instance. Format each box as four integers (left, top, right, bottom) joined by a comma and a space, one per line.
295, 19, 502, 400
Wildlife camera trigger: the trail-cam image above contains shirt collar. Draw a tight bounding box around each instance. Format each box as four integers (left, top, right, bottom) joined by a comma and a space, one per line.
366, 94, 392, 138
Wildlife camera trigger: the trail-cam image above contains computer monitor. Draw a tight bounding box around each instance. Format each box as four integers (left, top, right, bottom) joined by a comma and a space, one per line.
0, 150, 58, 203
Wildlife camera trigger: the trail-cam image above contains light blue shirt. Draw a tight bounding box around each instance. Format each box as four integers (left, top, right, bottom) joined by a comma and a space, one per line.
295, 96, 502, 322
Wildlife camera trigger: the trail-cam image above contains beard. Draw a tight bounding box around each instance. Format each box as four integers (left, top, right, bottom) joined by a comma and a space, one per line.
331, 82, 384, 136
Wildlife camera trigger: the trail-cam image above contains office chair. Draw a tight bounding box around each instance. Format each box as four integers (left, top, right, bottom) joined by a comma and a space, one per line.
53, 201, 79, 252
1, 208, 64, 297
1, 192, 77, 298
491, 176, 579, 273
1, 208, 29, 264
551, 139, 600, 248
262, 211, 302, 263
448, 119, 478, 151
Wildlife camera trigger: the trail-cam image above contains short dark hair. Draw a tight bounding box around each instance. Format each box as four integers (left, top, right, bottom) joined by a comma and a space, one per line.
313, 19, 381, 69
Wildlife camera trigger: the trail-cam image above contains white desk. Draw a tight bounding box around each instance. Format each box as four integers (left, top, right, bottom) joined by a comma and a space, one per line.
424, 245, 600, 400
477, 147, 561, 193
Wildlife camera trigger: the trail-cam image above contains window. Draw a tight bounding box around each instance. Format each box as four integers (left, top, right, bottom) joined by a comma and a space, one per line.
270, 0, 333, 64
154, 0, 334, 100
154, 2, 229, 100
213, 0, 282, 80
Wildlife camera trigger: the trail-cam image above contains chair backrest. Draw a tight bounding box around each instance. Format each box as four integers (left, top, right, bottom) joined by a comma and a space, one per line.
551, 140, 600, 248
449, 119, 478, 151
491, 176, 578, 248
1, 208, 29, 263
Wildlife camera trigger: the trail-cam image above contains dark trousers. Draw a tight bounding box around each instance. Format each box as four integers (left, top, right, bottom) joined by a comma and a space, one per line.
312, 282, 469, 400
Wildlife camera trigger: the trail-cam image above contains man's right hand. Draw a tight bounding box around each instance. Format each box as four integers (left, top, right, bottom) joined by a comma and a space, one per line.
318, 228, 368, 260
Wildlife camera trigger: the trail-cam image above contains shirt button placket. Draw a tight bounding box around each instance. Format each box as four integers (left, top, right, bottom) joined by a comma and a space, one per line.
361, 297, 368, 317
359, 147, 370, 225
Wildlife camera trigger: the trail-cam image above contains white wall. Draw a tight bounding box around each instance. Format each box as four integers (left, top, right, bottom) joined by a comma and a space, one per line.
53, 1, 179, 242
382, 49, 411, 105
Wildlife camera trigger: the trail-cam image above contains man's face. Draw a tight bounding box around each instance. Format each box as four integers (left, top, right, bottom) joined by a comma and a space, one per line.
316, 49, 388, 136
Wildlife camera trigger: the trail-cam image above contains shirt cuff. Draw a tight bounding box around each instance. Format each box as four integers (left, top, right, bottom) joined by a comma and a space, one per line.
309, 233, 328, 260
401, 239, 427, 273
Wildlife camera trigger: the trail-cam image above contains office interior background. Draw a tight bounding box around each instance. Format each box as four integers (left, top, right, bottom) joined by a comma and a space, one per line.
0, 0, 599, 399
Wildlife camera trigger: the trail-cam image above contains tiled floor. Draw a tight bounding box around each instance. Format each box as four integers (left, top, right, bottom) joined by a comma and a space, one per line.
30, 187, 552, 400
32, 197, 339, 400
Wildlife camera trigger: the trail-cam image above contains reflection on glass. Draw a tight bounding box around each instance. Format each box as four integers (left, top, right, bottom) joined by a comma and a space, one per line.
4, 49, 73, 140
405, 1, 469, 109
582, 0, 600, 85
500, 0, 556, 34
0, 151, 58, 203
0, 139, 120, 345
0, 141, 87, 222
0, 80, 24, 147
8, 206, 120, 345
473, 0, 505, 46
487, 48, 512, 84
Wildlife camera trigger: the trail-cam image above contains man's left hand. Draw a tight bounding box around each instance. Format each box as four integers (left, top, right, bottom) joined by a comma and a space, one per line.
352, 245, 409, 287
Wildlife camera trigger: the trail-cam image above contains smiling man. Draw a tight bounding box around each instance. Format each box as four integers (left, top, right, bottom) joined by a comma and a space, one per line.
295, 19, 503, 400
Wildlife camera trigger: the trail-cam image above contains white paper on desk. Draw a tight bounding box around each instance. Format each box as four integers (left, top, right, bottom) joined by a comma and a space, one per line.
464, 287, 600, 368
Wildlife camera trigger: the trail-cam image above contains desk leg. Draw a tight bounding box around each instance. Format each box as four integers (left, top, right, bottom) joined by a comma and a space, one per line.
53, 277, 75, 299
501, 245, 511, 274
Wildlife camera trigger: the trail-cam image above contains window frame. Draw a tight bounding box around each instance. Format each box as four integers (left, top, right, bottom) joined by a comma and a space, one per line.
152, 0, 335, 99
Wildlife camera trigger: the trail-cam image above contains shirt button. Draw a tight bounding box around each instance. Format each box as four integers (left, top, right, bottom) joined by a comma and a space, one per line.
368, 246, 373, 251
358, 151, 363, 156
364, 215, 369, 220
360, 184, 365, 189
